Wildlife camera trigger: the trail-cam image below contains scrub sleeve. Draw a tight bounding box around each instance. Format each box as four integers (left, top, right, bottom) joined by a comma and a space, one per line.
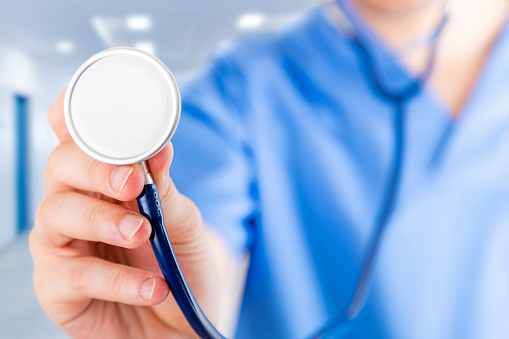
170, 51, 256, 255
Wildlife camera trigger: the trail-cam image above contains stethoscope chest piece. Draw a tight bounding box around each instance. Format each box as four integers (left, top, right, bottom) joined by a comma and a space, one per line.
64, 47, 180, 165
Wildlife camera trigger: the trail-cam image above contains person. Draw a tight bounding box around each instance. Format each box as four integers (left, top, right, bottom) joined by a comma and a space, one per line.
30, 0, 509, 338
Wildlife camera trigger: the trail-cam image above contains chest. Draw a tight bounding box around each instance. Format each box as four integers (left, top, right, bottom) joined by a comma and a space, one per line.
251, 72, 509, 242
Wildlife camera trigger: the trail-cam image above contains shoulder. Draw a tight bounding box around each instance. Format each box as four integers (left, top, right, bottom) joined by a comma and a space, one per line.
203, 8, 331, 77
179, 7, 351, 116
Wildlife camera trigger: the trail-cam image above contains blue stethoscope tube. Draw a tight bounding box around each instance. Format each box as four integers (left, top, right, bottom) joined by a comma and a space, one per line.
309, 2, 448, 338
345, 17, 445, 321
136, 163, 225, 339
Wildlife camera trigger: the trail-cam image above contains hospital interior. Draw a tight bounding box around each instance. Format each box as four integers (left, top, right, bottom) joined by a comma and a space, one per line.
0, 1, 316, 337
5, 0, 509, 338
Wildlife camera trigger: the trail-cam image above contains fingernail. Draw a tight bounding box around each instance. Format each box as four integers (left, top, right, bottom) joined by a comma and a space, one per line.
140, 277, 156, 301
119, 214, 144, 240
110, 166, 134, 194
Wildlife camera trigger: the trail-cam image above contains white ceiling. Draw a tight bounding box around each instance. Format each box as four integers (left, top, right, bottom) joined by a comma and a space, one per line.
0, 0, 320, 81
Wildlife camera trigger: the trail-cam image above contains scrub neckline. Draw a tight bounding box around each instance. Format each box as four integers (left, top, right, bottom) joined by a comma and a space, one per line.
318, 0, 509, 125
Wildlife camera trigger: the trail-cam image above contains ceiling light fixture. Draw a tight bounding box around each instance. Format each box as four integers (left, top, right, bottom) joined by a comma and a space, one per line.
126, 15, 152, 31
236, 13, 266, 30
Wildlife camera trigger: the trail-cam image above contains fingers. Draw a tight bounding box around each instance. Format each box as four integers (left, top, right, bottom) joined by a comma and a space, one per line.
45, 141, 145, 201
35, 191, 152, 248
36, 256, 169, 306
48, 90, 72, 143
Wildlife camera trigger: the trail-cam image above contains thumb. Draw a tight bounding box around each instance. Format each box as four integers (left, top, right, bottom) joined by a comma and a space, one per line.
139, 143, 219, 332
146, 142, 173, 194
146, 142, 206, 253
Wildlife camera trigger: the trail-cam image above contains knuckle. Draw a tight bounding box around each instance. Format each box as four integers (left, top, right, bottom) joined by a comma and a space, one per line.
87, 159, 110, 192
35, 195, 52, 229
36, 193, 60, 227
44, 146, 60, 178
42, 167, 52, 192
87, 202, 102, 236
34, 202, 45, 230
109, 269, 128, 297
33, 193, 66, 247
86, 201, 117, 243
48, 141, 67, 165
44, 142, 70, 187
87, 158, 99, 183
70, 261, 88, 293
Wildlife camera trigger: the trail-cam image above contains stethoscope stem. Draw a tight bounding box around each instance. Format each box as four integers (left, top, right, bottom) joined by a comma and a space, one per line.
140, 160, 154, 185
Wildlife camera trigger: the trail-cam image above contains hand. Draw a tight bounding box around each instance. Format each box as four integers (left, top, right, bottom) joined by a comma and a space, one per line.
30, 90, 219, 338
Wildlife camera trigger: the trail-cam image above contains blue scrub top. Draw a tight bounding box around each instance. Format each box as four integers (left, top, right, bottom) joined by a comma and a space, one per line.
171, 4, 509, 339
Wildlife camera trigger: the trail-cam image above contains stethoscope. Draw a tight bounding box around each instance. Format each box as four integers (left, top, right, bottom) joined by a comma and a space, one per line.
63, 1, 451, 338
64, 47, 224, 339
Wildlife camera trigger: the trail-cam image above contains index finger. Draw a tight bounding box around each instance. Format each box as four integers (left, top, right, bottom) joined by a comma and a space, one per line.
48, 89, 72, 143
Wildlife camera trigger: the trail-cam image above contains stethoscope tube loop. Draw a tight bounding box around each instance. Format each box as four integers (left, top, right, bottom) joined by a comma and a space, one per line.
350, 14, 446, 102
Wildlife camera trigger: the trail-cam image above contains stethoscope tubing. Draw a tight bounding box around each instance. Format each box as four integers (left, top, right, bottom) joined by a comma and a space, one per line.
136, 162, 225, 339
308, 1, 448, 338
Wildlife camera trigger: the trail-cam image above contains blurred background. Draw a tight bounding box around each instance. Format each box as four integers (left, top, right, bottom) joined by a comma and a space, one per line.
0, 0, 318, 337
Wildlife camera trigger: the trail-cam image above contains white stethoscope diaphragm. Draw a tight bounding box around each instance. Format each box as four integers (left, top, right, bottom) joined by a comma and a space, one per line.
64, 47, 180, 165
